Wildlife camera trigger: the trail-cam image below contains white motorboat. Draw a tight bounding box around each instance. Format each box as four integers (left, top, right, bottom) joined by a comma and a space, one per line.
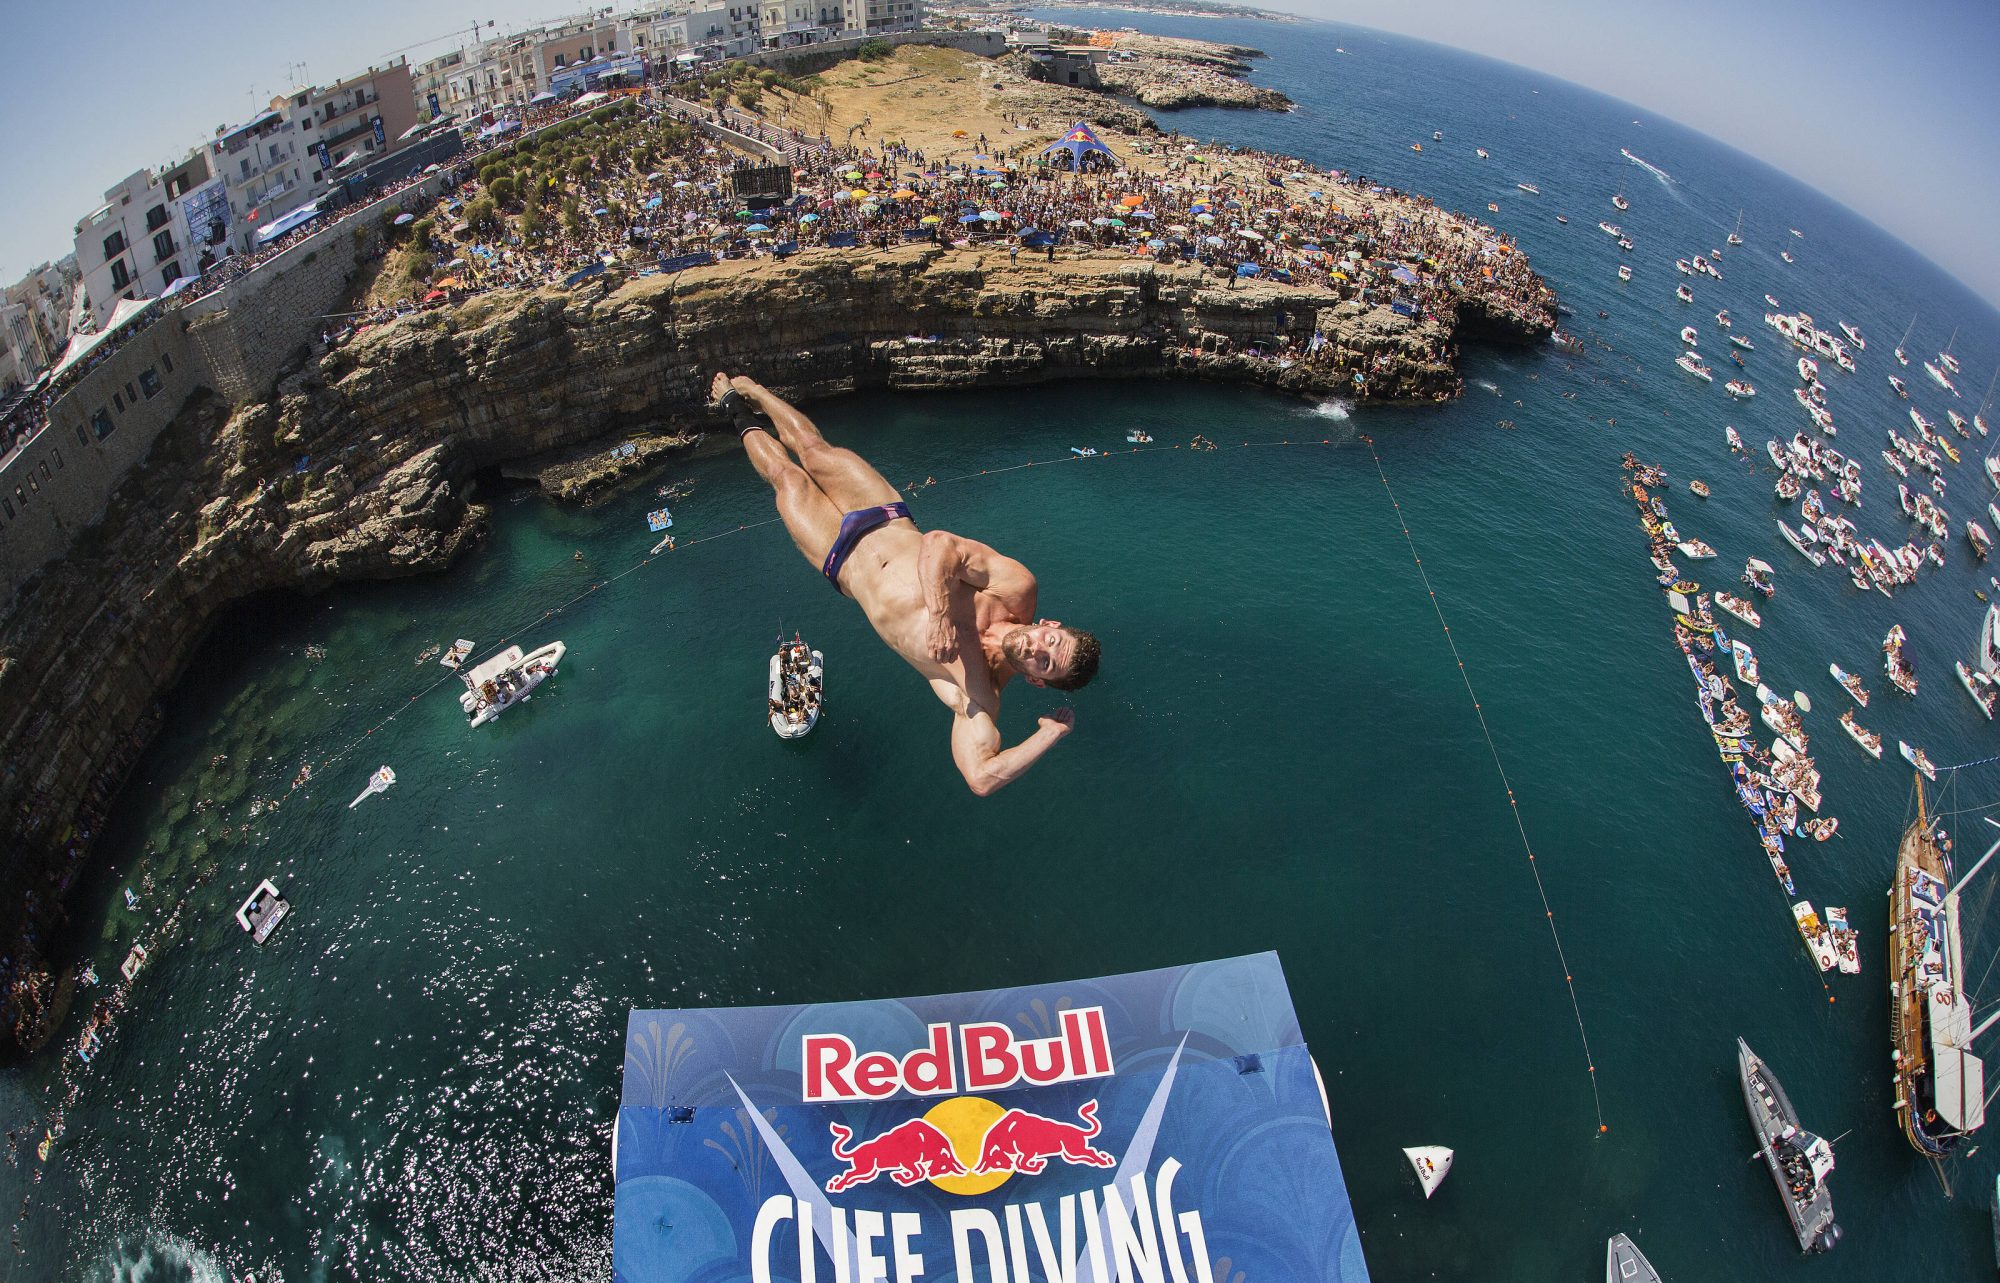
1599, 221, 1622, 236
1404, 1146, 1453, 1198
1611, 194, 1630, 211
1617, 264, 1632, 282
347, 764, 396, 809
1678, 539, 1717, 559
1925, 361, 1959, 396
1888, 375, 1908, 399
1793, 902, 1839, 971
1828, 663, 1868, 707
1676, 352, 1713, 381
1732, 639, 1761, 684
1715, 592, 1762, 628
1825, 906, 1861, 975
1730, 334, 1755, 350
1969, 520, 1992, 561
1899, 741, 1937, 781
1676, 258, 1695, 276
1726, 425, 1746, 452
1797, 356, 1818, 383
1838, 323, 1864, 350
1766, 293, 1782, 308
1983, 602, 2000, 678
459, 641, 565, 728
1780, 522, 1826, 566
1949, 410, 1971, 438
1680, 325, 1700, 346
769, 634, 824, 739
1676, 284, 1694, 304
1957, 661, 1999, 719
1840, 710, 1882, 758
1516, 182, 1540, 194
1781, 250, 1796, 264
235, 879, 289, 945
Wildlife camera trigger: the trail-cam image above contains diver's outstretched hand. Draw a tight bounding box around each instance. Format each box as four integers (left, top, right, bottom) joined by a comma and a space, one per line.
1039, 707, 1076, 740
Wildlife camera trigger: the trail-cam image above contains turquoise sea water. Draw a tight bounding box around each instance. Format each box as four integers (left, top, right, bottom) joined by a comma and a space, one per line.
9, 13, 2000, 1280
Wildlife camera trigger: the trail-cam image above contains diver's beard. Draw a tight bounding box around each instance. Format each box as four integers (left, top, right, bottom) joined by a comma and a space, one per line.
1000, 628, 1030, 664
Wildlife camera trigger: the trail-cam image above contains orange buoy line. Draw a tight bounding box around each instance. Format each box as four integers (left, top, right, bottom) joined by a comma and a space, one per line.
1359, 431, 1611, 1135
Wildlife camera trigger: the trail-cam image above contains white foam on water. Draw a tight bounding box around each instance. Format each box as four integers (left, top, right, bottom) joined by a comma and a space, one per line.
1474, 379, 1501, 395
89, 1230, 232, 1283
1311, 399, 1353, 420
1621, 148, 1675, 187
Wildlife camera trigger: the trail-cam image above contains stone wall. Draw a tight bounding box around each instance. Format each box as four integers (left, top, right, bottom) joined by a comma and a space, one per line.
0, 315, 205, 602
747, 29, 1007, 74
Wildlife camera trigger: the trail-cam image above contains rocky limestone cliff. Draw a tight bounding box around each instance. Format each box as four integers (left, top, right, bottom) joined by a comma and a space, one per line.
0, 242, 1551, 1050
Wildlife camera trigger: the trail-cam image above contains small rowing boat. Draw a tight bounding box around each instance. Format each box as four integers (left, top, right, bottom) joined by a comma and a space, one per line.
1689, 479, 1711, 498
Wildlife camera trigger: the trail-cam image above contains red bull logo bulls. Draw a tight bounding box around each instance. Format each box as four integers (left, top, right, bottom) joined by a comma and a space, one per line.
826, 1098, 1115, 1193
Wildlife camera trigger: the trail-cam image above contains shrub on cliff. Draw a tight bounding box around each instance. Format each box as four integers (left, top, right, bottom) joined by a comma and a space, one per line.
735, 86, 762, 111
858, 39, 893, 61
488, 175, 518, 208
520, 206, 546, 242
463, 198, 498, 232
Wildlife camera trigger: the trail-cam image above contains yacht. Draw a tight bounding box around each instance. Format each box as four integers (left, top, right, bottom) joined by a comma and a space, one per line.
1726, 380, 1756, 399
1728, 209, 1745, 246
1888, 782, 2000, 1159
1839, 322, 1864, 350
1600, 221, 1622, 236
1941, 330, 1962, 375
1889, 375, 1908, 399
1676, 352, 1713, 381
459, 641, 566, 728
1516, 182, 1540, 194
1611, 194, 1630, 211
1926, 361, 1960, 396
1895, 314, 1916, 366
1606, 1235, 1662, 1283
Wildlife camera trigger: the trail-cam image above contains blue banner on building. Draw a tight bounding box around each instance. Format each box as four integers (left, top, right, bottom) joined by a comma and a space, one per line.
371, 115, 386, 148
658, 251, 716, 273
614, 953, 1370, 1283
316, 142, 333, 173
428, 92, 441, 118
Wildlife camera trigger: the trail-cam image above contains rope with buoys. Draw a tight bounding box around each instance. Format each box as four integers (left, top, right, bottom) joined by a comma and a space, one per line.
1359, 430, 1610, 1136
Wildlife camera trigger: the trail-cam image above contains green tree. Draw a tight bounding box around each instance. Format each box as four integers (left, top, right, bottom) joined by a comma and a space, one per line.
463, 197, 497, 231
520, 205, 545, 241
488, 175, 518, 207
736, 85, 762, 111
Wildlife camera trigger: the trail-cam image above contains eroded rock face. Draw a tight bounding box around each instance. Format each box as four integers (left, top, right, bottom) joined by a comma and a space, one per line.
0, 243, 1551, 1047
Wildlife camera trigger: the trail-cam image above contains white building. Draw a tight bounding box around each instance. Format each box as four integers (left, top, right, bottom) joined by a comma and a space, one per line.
0, 262, 78, 391
71, 155, 224, 329
209, 60, 419, 255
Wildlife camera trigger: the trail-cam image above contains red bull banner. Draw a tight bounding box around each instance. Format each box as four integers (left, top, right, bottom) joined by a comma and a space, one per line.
613, 952, 1369, 1282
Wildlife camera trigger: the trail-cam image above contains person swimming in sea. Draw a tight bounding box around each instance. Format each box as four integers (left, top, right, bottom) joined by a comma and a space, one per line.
719, 373, 1098, 794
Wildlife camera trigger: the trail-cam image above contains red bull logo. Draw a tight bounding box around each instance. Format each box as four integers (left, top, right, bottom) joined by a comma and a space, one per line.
826, 1097, 1115, 1195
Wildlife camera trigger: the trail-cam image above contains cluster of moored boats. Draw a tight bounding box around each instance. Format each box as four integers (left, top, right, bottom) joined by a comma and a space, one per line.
1628, 458, 1856, 969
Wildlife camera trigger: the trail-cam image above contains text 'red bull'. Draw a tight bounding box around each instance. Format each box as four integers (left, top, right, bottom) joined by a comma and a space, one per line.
803, 1008, 1114, 1103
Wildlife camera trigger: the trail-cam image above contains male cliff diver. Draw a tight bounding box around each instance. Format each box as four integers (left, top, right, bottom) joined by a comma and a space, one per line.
716, 373, 1099, 795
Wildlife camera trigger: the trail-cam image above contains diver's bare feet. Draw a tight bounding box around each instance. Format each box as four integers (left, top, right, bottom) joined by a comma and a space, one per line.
709, 371, 733, 405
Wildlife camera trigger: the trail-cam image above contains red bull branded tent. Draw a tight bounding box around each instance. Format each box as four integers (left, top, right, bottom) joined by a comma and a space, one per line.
1040, 121, 1120, 172
613, 952, 1369, 1281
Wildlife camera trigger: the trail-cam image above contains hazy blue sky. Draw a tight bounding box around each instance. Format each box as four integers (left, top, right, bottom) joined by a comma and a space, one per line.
3, 1, 1998, 306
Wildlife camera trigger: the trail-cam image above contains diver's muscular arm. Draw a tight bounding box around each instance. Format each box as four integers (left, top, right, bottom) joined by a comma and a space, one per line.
938, 681, 1073, 796
919, 531, 1037, 661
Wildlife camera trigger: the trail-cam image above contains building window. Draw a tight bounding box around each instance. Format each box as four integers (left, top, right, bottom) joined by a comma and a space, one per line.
102, 229, 126, 258
27, 474, 38, 494
113, 392, 124, 412
145, 204, 170, 232
92, 408, 114, 440
38, 462, 50, 481
125, 381, 139, 403
13, 486, 24, 509
139, 368, 162, 398
74, 424, 88, 448
153, 229, 176, 262
160, 261, 181, 287
161, 352, 174, 373
1, 497, 11, 520
109, 259, 131, 289
51, 448, 61, 470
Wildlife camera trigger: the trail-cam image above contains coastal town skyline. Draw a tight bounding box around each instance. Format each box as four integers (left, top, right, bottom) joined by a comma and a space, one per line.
1, 1, 1998, 307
